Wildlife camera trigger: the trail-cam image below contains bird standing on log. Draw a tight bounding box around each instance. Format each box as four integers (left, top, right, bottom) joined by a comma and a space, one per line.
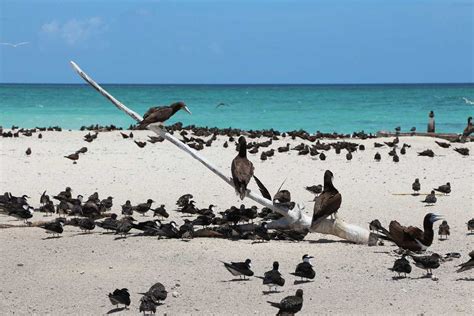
231, 136, 254, 200
312, 170, 342, 225
137, 101, 191, 129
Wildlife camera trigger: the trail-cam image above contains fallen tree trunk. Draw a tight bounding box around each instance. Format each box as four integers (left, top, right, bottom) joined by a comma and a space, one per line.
69, 61, 370, 244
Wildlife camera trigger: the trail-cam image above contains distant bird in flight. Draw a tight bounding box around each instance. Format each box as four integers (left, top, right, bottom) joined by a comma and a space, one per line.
0, 42, 29, 48
216, 102, 229, 108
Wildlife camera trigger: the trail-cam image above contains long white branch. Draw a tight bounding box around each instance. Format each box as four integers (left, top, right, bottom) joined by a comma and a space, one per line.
69, 61, 370, 244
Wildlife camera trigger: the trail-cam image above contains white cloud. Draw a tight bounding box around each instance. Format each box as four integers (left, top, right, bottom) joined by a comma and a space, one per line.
41, 17, 107, 45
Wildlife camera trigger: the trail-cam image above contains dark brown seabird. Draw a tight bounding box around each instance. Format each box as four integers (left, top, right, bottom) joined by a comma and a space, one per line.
312, 170, 342, 224
231, 136, 254, 200
267, 289, 304, 315
137, 101, 191, 129
456, 251, 474, 272
412, 178, 421, 195
438, 220, 450, 239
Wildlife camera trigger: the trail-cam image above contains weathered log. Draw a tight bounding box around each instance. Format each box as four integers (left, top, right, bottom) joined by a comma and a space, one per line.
70, 61, 370, 244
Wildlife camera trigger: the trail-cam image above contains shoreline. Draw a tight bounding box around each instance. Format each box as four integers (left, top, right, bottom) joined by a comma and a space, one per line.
1, 122, 471, 142
1, 130, 473, 315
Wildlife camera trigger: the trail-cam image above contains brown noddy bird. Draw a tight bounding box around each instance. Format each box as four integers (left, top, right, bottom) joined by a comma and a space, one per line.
412, 178, 421, 194
312, 170, 342, 224
435, 141, 450, 148
454, 147, 469, 156
434, 182, 450, 195
438, 220, 450, 239
137, 101, 191, 129
267, 289, 304, 315
76, 147, 88, 154
134, 140, 147, 148
231, 136, 254, 200
64, 152, 79, 162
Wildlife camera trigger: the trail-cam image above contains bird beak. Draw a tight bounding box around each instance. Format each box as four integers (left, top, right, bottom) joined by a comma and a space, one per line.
432, 215, 444, 222
184, 106, 192, 115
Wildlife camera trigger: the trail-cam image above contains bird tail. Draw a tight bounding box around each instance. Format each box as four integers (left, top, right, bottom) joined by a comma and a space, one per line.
253, 175, 271, 200
267, 301, 280, 309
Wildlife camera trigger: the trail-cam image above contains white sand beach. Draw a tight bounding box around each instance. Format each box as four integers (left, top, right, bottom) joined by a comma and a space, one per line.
0, 131, 473, 315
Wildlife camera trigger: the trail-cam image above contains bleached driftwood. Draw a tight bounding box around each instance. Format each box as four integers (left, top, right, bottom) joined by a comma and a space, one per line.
69, 61, 370, 244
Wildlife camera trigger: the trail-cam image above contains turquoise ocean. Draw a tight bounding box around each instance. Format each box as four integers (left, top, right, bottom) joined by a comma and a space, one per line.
0, 84, 473, 133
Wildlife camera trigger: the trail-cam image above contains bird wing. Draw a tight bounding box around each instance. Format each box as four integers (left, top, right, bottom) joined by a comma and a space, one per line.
143, 106, 165, 118
389, 221, 424, 247
312, 191, 342, 222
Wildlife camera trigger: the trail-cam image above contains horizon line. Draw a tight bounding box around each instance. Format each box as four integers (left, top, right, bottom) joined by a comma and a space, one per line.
1, 82, 473, 86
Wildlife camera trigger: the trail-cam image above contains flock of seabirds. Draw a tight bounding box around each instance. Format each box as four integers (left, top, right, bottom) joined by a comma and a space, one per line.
1, 102, 473, 315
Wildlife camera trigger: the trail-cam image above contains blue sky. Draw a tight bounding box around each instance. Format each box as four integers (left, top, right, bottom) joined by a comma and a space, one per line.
0, 0, 472, 83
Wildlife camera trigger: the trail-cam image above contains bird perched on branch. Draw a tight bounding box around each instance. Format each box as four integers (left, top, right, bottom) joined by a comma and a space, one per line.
231, 136, 254, 200
312, 170, 342, 224
374, 213, 443, 252
137, 101, 191, 129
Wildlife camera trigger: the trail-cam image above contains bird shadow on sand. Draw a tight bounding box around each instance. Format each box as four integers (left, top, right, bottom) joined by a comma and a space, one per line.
69, 232, 96, 237
466, 232, 474, 236
391, 276, 410, 281
113, 236, 130, 241
106, 307, 127, 314
306, 238, 353, 245
220, 278, 252, 283
262, 290, 282, 295
455, 277, 474, 281
373, 251, 393, 255
41, 236, 62, 240
411, 275, 433, 280
293, 280, 314, 285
